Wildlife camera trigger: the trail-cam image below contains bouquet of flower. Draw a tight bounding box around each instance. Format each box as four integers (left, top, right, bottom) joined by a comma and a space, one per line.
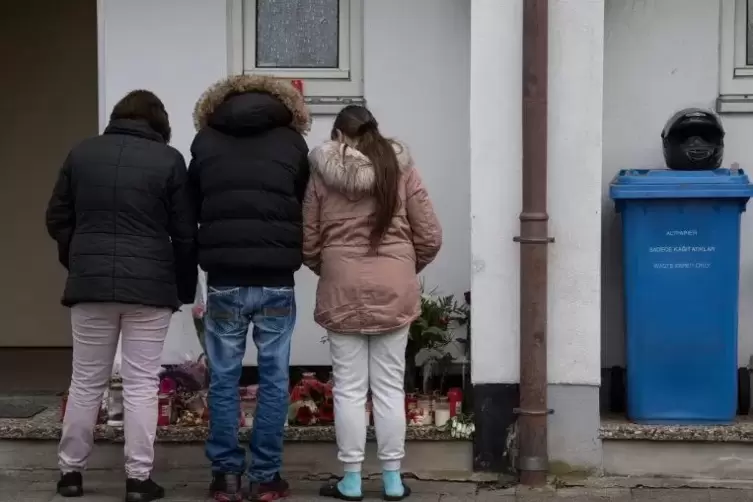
191, 270, 208, 354
288, 373, 334, 425
406, 288, 470, 392
448, 414, 475, 439
160, 355, 208, 393
192, 302, 207, 354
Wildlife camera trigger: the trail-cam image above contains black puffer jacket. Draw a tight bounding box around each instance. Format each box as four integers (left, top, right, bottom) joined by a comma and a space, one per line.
189, 75, 311, 287
45, 119, 198, 310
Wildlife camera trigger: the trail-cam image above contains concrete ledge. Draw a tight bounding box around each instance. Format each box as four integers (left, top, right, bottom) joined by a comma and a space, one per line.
0, 440, 482, 481
0, 423, 461, 443
600, 415, 753, 443
602, 439, 753, 480
600, 417, 753, 480
0, 398, 480, 481
0, 397, 463, 442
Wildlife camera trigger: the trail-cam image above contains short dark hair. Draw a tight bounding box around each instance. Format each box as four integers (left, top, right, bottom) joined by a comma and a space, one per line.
110, 90, 171, 142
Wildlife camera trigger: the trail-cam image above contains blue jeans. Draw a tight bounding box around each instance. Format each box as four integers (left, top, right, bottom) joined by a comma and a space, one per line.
204, 285, 295, 482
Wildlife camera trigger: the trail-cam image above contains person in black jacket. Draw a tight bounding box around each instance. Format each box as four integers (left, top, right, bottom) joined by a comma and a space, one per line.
45, 90, 197, 501
189, 75, 310, 501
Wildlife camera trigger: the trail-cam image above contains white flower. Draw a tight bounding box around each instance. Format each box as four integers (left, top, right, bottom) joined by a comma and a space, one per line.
302, 399, 318, 413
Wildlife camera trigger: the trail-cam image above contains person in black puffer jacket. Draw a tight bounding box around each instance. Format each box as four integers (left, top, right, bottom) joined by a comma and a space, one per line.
188, 75, 310, 501
45, 90, 197, 501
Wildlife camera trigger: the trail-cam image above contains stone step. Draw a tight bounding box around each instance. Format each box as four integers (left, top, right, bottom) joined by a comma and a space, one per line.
0, 395, 462, 443
0, 440, 476, 481
0, 396, 479, 481
601, 416, 753, 479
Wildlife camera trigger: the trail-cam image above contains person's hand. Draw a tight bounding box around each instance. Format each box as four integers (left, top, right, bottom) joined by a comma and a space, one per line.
192, 303, 205, 319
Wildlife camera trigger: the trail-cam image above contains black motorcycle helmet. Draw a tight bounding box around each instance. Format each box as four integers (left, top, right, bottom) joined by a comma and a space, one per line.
661, 108, 724, 170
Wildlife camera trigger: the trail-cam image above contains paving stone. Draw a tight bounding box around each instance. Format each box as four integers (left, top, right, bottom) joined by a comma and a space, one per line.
550, 487, 632, 500
514, 486, 629, 501
405, 480, 478, 496
705, 491, 753, 502
472, 490, 517, 502
10, 473, 753, 502
631, 488, 711, 502
2, 491, 55, 502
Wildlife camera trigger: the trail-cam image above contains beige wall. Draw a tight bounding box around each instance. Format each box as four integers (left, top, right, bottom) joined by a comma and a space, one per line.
0, 1, 98, 346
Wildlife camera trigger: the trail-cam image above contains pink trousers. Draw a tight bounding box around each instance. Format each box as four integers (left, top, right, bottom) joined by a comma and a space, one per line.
58, 303, 171, 480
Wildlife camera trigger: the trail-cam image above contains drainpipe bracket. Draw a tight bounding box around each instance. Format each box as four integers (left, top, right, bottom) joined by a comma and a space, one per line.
518, 456, 549, 472
513, 236, 555, 244
513, 408, 554, 416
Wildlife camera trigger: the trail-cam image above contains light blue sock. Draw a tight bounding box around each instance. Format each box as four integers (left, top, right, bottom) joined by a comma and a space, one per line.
337, 470, 362, 498
382, 470, 404, 498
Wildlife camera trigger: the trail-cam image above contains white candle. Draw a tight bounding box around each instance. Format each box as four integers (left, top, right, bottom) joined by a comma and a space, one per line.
435, 408, 450, 427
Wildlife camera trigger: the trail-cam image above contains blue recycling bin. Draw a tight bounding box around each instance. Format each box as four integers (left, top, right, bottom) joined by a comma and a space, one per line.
610, 169, 753, 425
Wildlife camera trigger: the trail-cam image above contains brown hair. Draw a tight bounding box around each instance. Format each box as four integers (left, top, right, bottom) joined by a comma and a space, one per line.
110, 90, 171, 143
332, 105, 401, 249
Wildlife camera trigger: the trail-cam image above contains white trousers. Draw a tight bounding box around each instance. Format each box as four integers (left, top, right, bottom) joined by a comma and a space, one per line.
58, 303, 171, 480
328, 326, 408, 472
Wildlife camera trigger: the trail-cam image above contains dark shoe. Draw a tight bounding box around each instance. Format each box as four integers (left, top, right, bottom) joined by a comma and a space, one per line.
57, 472, 83, 497
210, 473, 243, 502
125, 478, 165, 502
319, 477, 364, 501
248, 473, 290, 501
383, 480, 412, 501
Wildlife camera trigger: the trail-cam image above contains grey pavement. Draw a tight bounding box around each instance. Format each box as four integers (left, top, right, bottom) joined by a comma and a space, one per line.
3, 470, 753, 502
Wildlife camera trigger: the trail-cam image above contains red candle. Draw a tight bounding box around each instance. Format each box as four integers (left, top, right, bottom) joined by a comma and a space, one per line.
447, 388, 463, 418
405, 393, 417, 415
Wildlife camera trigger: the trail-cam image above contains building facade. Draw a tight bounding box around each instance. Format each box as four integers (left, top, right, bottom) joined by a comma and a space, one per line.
4, 0, 753, 476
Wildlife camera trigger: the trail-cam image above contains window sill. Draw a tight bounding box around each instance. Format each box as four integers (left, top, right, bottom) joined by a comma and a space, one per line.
307, 96, 366, 116
716, 94, 753, 114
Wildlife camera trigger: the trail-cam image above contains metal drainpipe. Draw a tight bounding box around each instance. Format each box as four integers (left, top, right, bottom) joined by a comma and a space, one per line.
515, 0, 552, 487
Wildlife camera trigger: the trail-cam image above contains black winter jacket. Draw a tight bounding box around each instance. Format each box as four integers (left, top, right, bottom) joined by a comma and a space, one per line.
45, 119, 198, 310
189, 75, 311, 287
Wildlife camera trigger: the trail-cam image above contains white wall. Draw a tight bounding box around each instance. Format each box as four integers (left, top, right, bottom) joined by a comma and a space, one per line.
100, 0, 230, 364
547, 0, 604, 385
469, 0, 523, 385
602, 0, 753, 367
363, 0, 471, 365
100, 0, 471, 365
471, 0, 603, 386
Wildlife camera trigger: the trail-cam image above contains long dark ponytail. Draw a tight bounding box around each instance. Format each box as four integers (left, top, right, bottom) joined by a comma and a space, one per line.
332, 105, 400, 249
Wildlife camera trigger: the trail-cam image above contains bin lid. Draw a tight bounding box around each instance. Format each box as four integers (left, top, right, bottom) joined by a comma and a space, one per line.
610, 168, 753, 200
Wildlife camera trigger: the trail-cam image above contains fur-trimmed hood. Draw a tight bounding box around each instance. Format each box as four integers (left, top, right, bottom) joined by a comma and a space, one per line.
193, 75, 311, 134
308, 140, 413, 194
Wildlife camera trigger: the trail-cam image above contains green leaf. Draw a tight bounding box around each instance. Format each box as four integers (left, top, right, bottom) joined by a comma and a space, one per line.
424, 326, 449, 337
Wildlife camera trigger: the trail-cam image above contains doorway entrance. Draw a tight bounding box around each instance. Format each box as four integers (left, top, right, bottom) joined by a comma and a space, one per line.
0, 0, 98, 350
